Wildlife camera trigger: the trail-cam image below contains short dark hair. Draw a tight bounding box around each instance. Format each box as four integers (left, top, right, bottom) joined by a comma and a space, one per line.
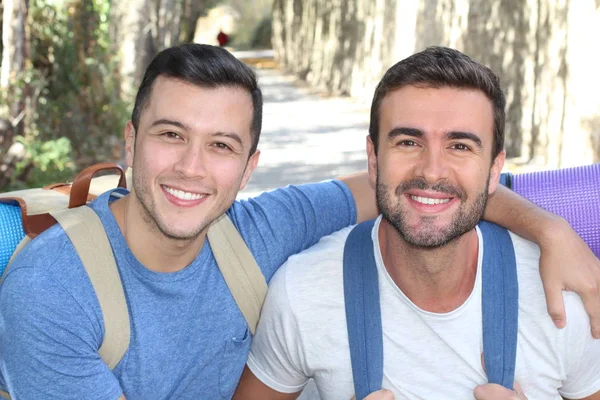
132, 43, 263, 155
369, 46, 505, 158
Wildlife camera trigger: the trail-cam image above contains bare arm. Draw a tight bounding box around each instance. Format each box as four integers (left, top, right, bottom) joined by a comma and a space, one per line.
233, 366, 300, 400
485, 185, 600, 337
338, 171, 377, 223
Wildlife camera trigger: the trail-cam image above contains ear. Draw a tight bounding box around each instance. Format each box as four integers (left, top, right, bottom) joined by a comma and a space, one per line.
366, 136, 378, 188
240, 149, 260, 190
488, 150, 506, 195
125, 121, 135, 169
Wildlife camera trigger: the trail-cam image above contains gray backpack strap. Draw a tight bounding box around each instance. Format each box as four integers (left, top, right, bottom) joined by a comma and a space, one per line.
50, 206, 130, 369
208, 213, 267, 335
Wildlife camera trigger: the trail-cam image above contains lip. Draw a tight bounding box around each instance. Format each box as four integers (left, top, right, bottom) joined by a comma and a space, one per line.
161, 185, 209, 208
405, 189, 454, 200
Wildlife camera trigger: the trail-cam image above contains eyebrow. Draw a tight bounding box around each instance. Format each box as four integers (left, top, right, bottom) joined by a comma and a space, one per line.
150, 118, 192, 131
446, 131, 483, 149
387, 127, 483, 149
387, 127, 424, 140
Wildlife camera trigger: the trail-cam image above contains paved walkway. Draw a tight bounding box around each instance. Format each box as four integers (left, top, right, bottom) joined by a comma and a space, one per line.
238, 67, 371, 199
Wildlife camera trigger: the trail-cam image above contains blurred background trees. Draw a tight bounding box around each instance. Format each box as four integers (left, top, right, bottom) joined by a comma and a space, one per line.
272, 0, 600, 169
0, 0, 273, 190
1, 0, 598, 190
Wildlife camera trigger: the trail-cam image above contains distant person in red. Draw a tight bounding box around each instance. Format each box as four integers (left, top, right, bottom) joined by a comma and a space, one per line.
217, 30, 229, 47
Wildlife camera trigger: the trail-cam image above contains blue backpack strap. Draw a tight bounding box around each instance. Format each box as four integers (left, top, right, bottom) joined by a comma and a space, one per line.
499, 172, 513, 189
478, 221, 519, 389
344, 220, 519, 396
343, 219, 383, 400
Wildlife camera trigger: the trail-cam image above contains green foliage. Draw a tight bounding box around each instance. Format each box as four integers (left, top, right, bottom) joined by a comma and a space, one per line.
251, 15, 273, 49
224, 0, 273, 50
9, 136, 77, 190
5, 0, 128, 189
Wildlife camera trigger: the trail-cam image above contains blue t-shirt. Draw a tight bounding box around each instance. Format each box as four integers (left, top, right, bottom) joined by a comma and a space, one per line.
0, 181, 356, 399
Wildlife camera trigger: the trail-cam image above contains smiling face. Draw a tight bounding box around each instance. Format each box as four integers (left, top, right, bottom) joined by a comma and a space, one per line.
125, 77, 259, 241
369, 85, 505, 248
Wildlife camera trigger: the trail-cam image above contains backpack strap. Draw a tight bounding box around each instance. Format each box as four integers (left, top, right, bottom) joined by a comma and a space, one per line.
0, 236, 31, 285
50, 206, 130, 370
207, 213, 268, 335
343, 220, 519, 399
343, 219, 383, 400
479, 221, 519, 389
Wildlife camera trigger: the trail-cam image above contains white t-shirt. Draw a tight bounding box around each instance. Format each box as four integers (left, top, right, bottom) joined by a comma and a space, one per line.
247, 216, 600, 400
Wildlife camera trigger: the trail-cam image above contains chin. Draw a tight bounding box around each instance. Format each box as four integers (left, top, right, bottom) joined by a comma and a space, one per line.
156, 219, 208, 241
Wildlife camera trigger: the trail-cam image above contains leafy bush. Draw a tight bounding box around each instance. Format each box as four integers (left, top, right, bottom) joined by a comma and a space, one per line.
3, 0, 128, 189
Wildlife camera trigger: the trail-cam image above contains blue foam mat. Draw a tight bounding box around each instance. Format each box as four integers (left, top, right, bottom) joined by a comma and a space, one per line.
0, 202, 26, 276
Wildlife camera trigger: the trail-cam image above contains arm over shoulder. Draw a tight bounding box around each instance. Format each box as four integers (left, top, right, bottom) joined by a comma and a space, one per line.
231, 180, 356, 280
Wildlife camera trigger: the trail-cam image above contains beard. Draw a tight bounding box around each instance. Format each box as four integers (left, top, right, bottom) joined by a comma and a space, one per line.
376, 173, 489, 249
131, 162, 213, 242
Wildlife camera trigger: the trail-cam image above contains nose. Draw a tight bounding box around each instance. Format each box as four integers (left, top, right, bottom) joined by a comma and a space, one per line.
174, 145, 208, 179
415, 146, 449, 184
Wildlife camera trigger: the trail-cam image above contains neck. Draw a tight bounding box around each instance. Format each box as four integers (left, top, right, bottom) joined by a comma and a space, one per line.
110, 195, 207, 273
379, 218, 479, 313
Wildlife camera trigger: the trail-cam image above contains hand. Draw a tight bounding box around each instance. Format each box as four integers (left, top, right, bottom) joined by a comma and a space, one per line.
538, 218, 600, 338
473, 382, 527, 399
351, 389, 395, 400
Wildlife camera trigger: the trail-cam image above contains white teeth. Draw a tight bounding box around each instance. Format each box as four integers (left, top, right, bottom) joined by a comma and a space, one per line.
410, 195, 450, 205
164, 186, 205, 201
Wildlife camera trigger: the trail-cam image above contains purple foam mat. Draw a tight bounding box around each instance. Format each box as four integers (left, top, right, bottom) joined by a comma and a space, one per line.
512, 163, 600, 257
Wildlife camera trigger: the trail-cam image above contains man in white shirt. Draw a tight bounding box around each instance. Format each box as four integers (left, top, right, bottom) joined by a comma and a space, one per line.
232, 47, 600, 400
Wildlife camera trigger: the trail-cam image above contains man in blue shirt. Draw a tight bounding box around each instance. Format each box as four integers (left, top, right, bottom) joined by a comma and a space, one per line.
0, 44, 598, 399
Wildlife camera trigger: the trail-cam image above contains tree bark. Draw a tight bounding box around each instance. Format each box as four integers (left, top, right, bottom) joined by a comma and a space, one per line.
110, 0, 207, 103
1, 0, 29, 188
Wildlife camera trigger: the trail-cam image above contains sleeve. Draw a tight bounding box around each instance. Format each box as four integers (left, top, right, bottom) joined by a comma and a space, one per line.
558, 292, 600, 399
246, 264, 310, 393
231, 180, 357, 281
0, 266, 123, 400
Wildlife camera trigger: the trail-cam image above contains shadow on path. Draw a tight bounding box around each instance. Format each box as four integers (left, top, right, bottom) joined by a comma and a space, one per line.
238, 69, 370, 199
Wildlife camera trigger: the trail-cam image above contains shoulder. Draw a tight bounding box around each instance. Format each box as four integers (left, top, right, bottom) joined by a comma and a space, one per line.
507, 232, 595, 357
225, 181, 355, 281
2, 219, 101, 322
508, 232, 541, 268
7, 222, 75, 277
284, 225, 352, 274
269, 226, 352, 311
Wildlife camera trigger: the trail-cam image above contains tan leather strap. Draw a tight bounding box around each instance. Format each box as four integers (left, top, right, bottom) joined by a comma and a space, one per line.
0, 389, 11, 399
208, 214, 268, 335
50, 206, 130, 370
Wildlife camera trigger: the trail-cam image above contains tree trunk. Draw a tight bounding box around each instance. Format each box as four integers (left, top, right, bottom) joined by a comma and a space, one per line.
0, 0, 29, 189
110, 0, 202, 104
109, 0, 154, 103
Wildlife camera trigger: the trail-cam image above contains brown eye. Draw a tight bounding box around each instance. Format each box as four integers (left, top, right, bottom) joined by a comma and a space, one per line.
451, 143, 471, 151
213, 142, 232, 151
399, 140, 417, 147
163, 131, 182, 140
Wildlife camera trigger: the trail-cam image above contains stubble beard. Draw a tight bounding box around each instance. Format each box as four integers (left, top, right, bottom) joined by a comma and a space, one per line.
376, 173, 490, 249
132, 166, 213, 242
